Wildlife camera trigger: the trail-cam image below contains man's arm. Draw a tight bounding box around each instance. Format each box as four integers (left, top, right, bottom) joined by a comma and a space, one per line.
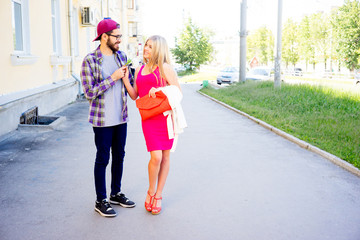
80, 56, 116, 100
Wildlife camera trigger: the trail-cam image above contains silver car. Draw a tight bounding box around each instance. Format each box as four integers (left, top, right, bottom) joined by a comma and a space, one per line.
354, 70, 360, 85
293, 67, 303, 76
246, 67, 273, 81
217, 67, 239, 85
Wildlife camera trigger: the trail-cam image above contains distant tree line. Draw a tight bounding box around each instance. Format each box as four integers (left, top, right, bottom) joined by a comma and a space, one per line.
247, 0, 360, 72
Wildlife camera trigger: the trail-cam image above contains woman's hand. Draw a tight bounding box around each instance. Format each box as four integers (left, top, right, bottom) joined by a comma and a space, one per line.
111, 66, 126, 81
148, 87, 159, 98
122, 66, 129, 83
122, 66, 139, 100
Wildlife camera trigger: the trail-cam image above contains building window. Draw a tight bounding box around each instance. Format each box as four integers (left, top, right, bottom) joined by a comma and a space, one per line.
127, 0, 134, 9
51, 0, 62, 55
128, 22, 137, 37
11, 0, 30, 53
11, 0, 38, 65
12, 1, 23, 51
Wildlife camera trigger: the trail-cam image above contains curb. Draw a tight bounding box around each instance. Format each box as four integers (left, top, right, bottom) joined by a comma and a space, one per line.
197, 90, 360, 178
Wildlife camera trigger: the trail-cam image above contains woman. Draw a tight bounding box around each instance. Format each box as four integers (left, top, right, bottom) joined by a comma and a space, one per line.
122, 35, 181, 215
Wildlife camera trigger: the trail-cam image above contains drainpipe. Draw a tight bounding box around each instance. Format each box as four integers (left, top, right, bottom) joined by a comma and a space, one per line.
101, 0, 104, 18
68, 0, 82, 97
122, 0, 127, 48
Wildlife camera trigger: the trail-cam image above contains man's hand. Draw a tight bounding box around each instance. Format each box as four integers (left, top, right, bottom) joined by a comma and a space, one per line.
111, 66, 127, 81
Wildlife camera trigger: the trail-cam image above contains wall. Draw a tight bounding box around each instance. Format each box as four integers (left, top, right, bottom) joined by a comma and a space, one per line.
0, 0, 142, 138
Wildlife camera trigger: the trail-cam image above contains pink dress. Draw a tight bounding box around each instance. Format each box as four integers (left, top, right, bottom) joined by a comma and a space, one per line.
136, 65, 174, 152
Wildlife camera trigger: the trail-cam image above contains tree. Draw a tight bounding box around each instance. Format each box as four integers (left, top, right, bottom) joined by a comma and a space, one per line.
299, 15, 315, 71
247, 26, 274, 65
331, 0, 360, 71
171, 18, 214, 71
310, 12, 331, 70
329, 9, 342, 71
282, 18, 300, 68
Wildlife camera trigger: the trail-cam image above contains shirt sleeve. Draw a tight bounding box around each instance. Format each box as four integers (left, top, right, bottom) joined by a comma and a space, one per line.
80, 55, 115, 100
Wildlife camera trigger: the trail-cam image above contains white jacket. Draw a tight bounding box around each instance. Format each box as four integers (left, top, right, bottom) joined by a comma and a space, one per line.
159, 85, 187, 152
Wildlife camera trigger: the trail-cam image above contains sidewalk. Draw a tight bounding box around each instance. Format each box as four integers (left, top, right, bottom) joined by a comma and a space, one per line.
0, 83, 359, 240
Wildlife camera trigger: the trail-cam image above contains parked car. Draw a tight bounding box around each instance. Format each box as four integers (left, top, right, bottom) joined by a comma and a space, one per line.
216, 67, 239, 85
246, 67, 273, 81
354, 70, 360, 85
322, 70, 333, 78
293, 67, 303, 76
174, 64, 186, 73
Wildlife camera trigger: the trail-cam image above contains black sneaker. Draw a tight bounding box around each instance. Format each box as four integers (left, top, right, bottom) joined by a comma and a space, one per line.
95, 199, 117, 217
110, 192, 136, 208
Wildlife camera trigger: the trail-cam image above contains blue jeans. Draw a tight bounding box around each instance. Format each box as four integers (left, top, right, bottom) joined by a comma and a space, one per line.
93, 123, 127, 201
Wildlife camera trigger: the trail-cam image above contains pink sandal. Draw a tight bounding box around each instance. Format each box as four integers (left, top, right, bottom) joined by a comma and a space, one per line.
151, 196, 162, 215
145, 191, 154, 212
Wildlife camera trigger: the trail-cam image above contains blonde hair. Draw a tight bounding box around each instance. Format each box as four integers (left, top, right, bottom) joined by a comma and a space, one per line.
143, 35, 171, 86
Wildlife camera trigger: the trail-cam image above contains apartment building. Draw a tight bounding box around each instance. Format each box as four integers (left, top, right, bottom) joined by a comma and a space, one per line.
0, 0, 142, 137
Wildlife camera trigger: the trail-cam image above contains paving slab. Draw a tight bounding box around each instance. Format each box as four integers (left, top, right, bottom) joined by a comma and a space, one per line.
0, 83, 359, 240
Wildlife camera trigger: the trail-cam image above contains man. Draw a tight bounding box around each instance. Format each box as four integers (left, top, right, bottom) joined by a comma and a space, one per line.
81, 18, 135, 217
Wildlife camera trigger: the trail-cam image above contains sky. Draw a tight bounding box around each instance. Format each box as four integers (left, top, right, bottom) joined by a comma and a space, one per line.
138, 0, 241, 46
138, 0, 344, 47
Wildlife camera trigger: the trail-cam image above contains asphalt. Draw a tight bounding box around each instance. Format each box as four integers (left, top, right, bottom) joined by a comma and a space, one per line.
0, 83, 360, 240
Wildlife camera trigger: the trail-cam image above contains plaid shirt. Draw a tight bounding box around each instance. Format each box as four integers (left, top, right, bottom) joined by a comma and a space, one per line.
80, 46, 133, 127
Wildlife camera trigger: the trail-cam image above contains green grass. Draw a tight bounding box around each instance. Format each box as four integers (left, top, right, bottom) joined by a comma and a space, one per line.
200, 81, 360, 169
285, 75, 354, 85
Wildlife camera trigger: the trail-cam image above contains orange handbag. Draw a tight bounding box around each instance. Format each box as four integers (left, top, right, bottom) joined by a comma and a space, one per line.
135, 90, 171, 121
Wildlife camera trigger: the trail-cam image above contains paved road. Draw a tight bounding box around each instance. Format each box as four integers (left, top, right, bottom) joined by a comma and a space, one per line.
0, 83, 359, 240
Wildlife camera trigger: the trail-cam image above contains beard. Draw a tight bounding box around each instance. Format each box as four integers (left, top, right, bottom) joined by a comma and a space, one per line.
107, 38, 120, 53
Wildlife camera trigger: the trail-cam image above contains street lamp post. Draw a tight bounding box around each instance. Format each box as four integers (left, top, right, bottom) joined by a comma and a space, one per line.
240, 0, 247, 82
274, 0, 283, 88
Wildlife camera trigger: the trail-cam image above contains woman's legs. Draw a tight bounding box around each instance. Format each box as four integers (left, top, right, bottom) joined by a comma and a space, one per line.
155, 150, 170, 198
146, 150, 171, 210
146, 150, 162, 204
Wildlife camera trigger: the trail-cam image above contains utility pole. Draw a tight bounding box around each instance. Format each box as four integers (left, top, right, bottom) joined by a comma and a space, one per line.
240, 0, 247, 82
274, 0, 283, 88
